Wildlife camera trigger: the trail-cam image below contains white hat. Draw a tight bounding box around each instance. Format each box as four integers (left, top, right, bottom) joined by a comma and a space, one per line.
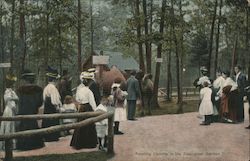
80, 72, 94, 81
111, 83, 120, 89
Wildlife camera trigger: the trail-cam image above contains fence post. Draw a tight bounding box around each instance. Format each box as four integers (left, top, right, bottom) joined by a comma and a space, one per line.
4, 139, 13, 161
107, 114, 114, 154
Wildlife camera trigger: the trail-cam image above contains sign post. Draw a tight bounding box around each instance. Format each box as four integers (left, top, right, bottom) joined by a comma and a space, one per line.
0, 63, 11, 114
92, 56, 109, 95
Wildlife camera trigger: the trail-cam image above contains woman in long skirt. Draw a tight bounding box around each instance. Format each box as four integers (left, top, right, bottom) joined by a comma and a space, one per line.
42, 67, 62, 142
0, 74, 18, 150
70, 72, 97, 149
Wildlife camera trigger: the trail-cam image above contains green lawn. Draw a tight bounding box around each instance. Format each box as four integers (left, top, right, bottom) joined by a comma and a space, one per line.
13, 151, 112, 161
136, 98, 199, 117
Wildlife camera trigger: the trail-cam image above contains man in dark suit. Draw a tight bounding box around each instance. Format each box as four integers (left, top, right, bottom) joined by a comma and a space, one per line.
234, 65, 247, 122
127, 70, 141, 120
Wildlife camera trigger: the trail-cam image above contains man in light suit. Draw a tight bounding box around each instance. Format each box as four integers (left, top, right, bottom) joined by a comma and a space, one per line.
234, 65, 247, 122
127, 70, 141, 120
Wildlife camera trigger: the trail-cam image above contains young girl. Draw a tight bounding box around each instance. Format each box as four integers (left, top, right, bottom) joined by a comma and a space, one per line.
112, 82, 127, 135
95, 91, 112, 151
199, 81, 214, 125
60, 95, 77, 135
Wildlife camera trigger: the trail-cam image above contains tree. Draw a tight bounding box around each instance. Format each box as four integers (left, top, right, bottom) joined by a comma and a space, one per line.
135, 0, 145, 73
151, 0, 167, 108
143, 0, 151, 73
77, 0, 82, 72
207, 0, 218, 77
214, 0, 223, 78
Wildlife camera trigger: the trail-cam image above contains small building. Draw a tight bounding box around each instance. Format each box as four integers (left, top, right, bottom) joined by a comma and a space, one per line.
82, 50, 139, 73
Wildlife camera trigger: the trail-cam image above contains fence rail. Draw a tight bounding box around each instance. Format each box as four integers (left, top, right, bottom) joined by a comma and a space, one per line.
0, 111, 114, 161
159, 87, 198, 97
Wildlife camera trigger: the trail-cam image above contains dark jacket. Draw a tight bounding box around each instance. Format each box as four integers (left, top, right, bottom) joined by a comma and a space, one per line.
127, 76, 141, 101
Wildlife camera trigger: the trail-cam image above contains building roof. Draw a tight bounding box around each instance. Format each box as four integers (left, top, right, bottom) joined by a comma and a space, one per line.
95, 50, 139, 71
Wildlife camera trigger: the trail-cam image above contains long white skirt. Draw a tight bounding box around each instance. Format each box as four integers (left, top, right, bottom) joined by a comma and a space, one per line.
0, 106, 16, 150
114, 107, 127, 122
199, 100, 214, 116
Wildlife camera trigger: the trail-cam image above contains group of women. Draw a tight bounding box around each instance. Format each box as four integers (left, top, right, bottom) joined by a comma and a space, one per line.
196, 65, 249, 125
0, 66, 129, 151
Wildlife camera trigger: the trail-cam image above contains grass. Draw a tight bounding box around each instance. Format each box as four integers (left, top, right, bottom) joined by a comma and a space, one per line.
13, 151, 112, 161
136, 97, 199, 117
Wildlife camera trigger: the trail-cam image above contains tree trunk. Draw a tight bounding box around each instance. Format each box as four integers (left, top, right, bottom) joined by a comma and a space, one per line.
151, 0, 167, 108
90, 0, 94, 55
214, 0, 223, 78
58, 21, 62, 74
135, 0, 145, 73
0, 2, 6, 113
207, 0, 218, 77
231, 33, 238, 76
143, 0, 151, 73
19, 0, 26, 72
149, 0, 153, 73
77, 0, 82, 72
170, 0, 182, 112
10, 0, 16, 72
166, 47, 172, 101
177, 0, 184, 112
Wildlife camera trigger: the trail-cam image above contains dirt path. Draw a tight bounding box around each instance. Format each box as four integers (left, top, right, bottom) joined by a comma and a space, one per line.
0, 103, 249, 161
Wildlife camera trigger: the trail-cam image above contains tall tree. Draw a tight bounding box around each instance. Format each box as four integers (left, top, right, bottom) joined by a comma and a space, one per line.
77, 0, 82, 72
143, 0, 151, 73
10, 0, 16, 72
207, 0, 218, 77
152, 0, 167, 107
176, 0, 184, 112
135, 0, 145, 73
19, 0, 27, 71
214, 0, 223, 77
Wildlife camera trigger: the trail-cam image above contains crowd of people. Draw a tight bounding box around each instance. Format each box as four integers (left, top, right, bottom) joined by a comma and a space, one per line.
2, 64, 248, 152
194, 65, 250, 127
0, 66, 153, 152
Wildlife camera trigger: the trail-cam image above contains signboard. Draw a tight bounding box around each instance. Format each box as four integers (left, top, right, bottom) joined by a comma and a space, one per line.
155, 57, 163, 63
93, 56, 109, 65
0, 63, 11, 68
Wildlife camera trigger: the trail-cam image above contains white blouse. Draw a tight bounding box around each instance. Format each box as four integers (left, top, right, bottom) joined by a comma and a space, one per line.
197, 76, 211, 86
223, 77, 238, 91
213, 76, 225, 95
76, 84, 97, 110
43, 82, 62, 106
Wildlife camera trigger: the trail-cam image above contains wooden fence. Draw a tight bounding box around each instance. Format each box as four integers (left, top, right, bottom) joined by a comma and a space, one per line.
0, 111, 114, 161
159, 87, 198, 97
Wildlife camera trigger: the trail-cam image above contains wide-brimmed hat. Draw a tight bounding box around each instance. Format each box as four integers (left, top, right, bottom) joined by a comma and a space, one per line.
6, 73, 17, 82
87, 68, 97, 73
80, 71, 94, 81
46, 66, 60, 79
200, 66, 208, 72
21, 69, 35, 80
111, 83, 120, 89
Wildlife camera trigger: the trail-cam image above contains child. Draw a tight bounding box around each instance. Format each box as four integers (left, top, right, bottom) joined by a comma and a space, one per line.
112, 83, 127, 134
60, 95, 77, 135
95, 92, 112, 151
199, 81, 214, 125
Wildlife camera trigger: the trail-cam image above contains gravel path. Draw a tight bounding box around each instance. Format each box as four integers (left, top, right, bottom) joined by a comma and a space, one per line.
0, 103, 249, 161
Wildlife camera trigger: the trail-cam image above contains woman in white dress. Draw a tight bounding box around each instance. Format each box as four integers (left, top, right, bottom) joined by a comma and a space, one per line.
0, 74, 18, 150
199, 81, 214, 125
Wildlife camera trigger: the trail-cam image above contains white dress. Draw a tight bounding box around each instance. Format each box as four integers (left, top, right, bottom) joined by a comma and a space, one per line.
199, 87, 214, 116
95, 104, 108, 138
113, 88, 127, 122
0, 88, 19, 150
